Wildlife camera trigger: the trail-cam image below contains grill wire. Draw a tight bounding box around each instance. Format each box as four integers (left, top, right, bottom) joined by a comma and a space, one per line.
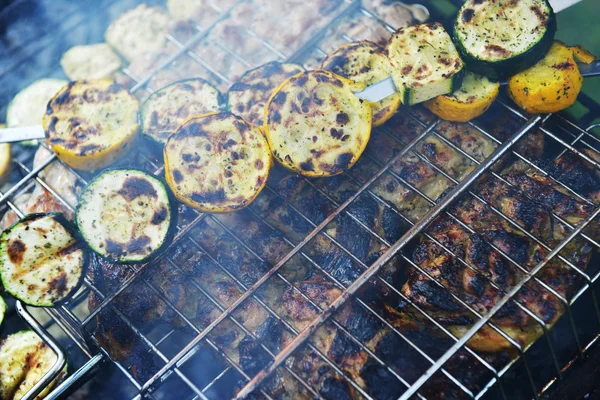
1, 0, 600, 399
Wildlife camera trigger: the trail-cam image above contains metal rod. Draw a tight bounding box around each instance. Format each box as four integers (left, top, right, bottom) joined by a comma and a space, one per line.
16, 301, 67, 400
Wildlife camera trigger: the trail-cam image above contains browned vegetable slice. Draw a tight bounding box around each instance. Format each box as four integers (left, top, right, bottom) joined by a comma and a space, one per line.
140, 78, 223, 146
264, 70, 372, 177
164, 112, 271, 212
42, 79, 139, 171
227, 61, 304, 127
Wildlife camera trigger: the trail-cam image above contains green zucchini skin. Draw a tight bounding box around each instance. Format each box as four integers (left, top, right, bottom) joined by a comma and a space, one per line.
0, 212, 88, 307
453, 0, 557, 80
76, 168, 178, 265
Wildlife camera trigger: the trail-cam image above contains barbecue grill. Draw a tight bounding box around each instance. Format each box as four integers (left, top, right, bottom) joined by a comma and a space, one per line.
1, 0, 599, 399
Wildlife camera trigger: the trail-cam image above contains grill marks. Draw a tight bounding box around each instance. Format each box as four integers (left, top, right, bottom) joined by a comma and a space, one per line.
227, 61, 304, 127
42, 79, 140, 170
0, 214, 87, 306
117, 177, 158, 201
321, 40, 400, 127
7, 239, 26, 264
265, 70, 371, 177
165, 112, 270, 212
140, 79, 223, 144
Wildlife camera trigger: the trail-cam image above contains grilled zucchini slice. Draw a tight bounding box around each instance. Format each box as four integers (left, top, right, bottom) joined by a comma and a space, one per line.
227, 61, 305, 127
0, 331, 67, 400
77, 169, 177, 263
424, 71, 499, 122
265, 70, 371, 177
321, 40, 401, 127
0, 213, 87, 307
7, 79, 67, 128
508, 41, 585, 114
164, 112, 271, 213
140, 79, 223, 146
387, 23, 465, 106
454, 0, 556, 80
60, 43, 122, 80
42, 79, 139, 171
105, 4, 170, 62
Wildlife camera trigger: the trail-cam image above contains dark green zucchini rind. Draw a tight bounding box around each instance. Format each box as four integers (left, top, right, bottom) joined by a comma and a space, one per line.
0, 212, 88, 307
76, 168, 178, 265
453, 0, 557, 80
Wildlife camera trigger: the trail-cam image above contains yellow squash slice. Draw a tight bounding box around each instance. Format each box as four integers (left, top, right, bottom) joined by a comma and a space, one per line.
264, 70, 372, 177
424, 72, 499, 122
42, 79, 140, 171
164, 112, 271, 213
227, 61, 304, 127
508, 41, 588, 114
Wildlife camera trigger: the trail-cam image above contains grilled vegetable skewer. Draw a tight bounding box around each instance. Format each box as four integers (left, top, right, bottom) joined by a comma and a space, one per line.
77, 169, 177, 264
0, 213, 87, 307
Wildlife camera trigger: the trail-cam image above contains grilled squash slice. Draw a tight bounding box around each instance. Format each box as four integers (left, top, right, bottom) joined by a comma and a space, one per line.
508, 41, 587, 114
60, 43, 122, 80
0, 331, 67, 400
321, 40, 401, 127
77, 169, 177, 264
454, 0, 556, 80
424, 72, 499, 122
227, 61, 305, 127
105, 4, 169, 62
42, 79, 139, 171
164, 112, 271, 213
265, 70, 371, 177
7, 78, 67, 128
0, 213, 87, 306
140, 79, 223, 146
387, 23, 464, 106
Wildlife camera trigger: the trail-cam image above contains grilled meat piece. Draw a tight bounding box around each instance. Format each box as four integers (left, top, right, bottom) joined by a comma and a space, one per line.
401, 150, 598, 353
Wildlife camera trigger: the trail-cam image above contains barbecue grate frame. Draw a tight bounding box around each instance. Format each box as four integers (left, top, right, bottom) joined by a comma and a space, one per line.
1, 0, 599, 399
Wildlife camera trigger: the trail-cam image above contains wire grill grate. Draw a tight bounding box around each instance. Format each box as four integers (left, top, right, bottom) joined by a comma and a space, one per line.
1, 0, 599, 399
